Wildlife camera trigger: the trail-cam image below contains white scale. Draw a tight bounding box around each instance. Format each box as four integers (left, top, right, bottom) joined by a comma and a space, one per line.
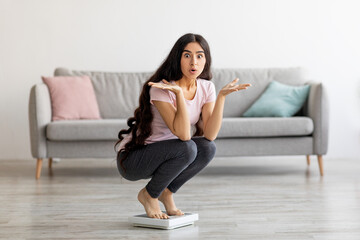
129, 213, 199, 230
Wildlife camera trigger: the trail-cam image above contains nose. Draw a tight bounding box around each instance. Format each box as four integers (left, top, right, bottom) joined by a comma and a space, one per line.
191, 56, 197, 66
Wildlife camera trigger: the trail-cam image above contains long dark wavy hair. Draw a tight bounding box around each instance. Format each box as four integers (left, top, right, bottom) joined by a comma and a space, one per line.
115, 33, 212, 171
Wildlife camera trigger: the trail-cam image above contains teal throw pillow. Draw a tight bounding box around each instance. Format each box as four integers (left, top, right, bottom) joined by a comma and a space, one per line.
243, 81, 310, 117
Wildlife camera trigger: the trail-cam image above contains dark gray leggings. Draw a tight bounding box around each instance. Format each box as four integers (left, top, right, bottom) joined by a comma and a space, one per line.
117, 137, 216, 198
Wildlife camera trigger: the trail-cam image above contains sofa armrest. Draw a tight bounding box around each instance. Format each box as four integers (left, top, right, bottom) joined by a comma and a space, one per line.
306, 81, 329, 155
28, 84, 52, 158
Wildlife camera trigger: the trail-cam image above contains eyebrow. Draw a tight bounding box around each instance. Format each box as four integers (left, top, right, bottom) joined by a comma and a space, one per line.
183, 50, 205, 54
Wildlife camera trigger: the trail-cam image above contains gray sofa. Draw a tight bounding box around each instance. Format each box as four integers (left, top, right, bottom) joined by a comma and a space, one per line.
29, 67, 329, 179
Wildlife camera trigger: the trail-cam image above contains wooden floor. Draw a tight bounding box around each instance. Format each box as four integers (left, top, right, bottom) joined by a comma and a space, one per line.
1, 156, 360, 239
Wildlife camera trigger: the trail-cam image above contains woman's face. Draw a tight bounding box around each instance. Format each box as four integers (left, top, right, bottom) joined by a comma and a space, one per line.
180, 42, 206, 80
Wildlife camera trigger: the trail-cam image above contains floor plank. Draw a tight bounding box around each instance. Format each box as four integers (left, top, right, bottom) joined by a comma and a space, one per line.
0, 156, 360, 239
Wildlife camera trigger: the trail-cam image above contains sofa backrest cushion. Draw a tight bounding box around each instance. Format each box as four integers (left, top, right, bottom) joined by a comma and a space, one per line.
211, 68, 305, 117
55, 67, 304, 119
55, 68, 152, 119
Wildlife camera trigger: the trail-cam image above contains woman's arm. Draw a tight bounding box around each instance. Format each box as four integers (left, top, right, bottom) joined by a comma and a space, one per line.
149, 80, 191, 141
202, 78, 251, 141
202, 96, 225, 141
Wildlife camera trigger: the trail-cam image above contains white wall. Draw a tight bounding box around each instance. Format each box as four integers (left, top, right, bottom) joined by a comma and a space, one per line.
1, 0, 359, 160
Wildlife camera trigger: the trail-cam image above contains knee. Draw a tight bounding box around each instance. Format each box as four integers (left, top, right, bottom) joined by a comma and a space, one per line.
196, 138, 216, 162
201, 139, 217, 160
179, 140, 197, 164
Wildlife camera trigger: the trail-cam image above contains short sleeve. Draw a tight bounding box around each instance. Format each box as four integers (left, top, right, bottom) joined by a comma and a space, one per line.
205, 81, 216, 103
149, 87, 172, 105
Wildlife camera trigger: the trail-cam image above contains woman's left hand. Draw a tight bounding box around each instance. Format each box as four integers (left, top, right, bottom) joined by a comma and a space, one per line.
219, 78, 251, 97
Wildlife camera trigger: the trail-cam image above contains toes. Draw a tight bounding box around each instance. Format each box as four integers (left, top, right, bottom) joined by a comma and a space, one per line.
147, 211, 169, 219
151, 213, 160, 219
172, 209, 183, 216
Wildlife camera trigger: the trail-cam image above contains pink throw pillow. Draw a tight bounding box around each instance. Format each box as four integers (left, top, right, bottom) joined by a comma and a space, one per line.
42, 75, 101, 121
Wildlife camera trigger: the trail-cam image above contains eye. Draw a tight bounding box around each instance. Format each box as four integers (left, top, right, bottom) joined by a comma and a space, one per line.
184, 53, 190, 58
197, 54, 204, 59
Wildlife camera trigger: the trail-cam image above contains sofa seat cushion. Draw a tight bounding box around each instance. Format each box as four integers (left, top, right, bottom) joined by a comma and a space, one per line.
47, 117, 313, 141
47, 119, 128, 141
218, 117, 313, 138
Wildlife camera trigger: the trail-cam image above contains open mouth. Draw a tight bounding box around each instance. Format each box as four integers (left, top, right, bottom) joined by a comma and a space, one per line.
190, 69, 197, 74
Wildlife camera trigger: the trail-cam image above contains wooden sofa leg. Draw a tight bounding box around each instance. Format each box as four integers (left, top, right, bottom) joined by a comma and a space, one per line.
36, 158, 43, 179
306, 155, 311, 166
49, 158, 53, 169
317, 155, 324, 176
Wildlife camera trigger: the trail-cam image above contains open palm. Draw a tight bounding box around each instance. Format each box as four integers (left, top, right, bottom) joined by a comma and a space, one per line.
148, 79, 182, 94
220, 78, 251, 96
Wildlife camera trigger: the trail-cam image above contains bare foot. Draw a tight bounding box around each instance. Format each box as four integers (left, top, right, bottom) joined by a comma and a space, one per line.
158, 188, 184, 216
137, 188, 169, 219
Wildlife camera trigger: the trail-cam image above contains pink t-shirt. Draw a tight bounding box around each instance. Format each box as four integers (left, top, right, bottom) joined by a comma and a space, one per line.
118, 79, 216, 151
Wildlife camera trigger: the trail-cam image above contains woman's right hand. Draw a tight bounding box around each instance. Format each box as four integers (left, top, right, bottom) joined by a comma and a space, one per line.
148, 80, 182, 94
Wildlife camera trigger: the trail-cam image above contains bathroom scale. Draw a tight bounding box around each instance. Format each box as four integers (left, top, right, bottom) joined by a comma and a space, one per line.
129, 212, 199, 230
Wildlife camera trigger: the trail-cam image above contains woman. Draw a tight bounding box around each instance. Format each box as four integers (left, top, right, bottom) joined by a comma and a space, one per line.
116, 33, 250, 219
